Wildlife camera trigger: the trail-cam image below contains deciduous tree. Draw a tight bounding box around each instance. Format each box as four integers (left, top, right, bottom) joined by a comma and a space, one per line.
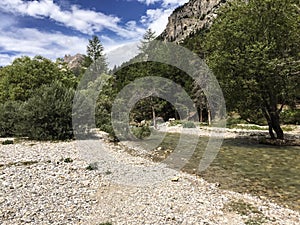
205, 0, 300, 139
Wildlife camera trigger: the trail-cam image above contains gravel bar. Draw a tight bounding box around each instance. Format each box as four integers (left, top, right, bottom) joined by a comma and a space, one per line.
1, 138, 299, 224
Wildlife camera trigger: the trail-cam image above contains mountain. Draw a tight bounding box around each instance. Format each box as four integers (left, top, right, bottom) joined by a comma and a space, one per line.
63, 53, 85, 70
159, 0, 227, 43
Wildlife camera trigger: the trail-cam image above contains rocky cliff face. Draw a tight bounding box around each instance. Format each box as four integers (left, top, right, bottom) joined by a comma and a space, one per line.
159, 0, 227, 43
63, 53, 85, 70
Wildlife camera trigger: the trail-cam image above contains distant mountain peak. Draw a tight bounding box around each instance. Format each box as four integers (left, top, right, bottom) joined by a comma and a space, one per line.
159, 0, 227, 43
63, 53, 85, 70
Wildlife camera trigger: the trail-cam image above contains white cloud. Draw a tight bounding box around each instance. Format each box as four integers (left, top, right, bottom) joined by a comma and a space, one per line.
141, 8, 173, 35
161, 0, 189, 7
0, 0, 143, 38
106, 41, 140, 69
0, 24, 142, 67
0, 27, 88, 65
0, 54, 15, 66
136, 0, 188, 7
140, 0, 188, 35
0, 0, 189, 66
137, 0, 161, 5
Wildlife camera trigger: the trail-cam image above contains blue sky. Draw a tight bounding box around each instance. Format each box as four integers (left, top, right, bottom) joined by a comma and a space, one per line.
0, 0, 188, 67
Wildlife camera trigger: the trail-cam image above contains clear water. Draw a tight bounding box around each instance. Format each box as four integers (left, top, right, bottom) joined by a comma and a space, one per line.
151, 133, 300, 211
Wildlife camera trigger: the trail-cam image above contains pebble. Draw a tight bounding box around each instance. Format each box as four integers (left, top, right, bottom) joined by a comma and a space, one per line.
0, 139, 299, 224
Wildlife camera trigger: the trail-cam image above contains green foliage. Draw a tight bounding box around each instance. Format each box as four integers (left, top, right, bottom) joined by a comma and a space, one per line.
182, 121, 196, 128
95, 75, 117, 139
204, 0, 300, 139
169, 120, 182, 126
281, 109, 300, 125
131, 125, 151, 139
115, 61, 193, 123
138, 28, 156, 52
86, 35, 107, 73
231, 125, 267, 130
17, 82, 74, 140
1, 140, 14, 145
0, 56, 77, 103
281, 125, 295, 132
0, 101, 22, 137
86, 162, 99, 170
225, 200, 269, 225
226, 117, 248, 127
63, 158, 73, 163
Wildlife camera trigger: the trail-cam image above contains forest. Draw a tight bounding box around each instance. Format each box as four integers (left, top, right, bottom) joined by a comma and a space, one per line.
0, 0, 299, 141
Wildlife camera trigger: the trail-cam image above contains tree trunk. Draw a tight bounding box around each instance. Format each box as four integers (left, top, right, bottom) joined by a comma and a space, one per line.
199, 108, 203, 123
262, 107, 284, 140
269, 111, 284, 139
267, 122, 276, 139
152, 106, 157, 129
207, 107, 211, 126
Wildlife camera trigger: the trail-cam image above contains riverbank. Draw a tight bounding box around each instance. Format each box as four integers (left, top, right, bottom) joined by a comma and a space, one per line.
157, 124, 300, 140
1, 138, 299, 224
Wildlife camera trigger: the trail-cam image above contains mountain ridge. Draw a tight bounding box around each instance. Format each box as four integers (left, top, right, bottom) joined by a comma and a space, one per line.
159, 0, 227, 43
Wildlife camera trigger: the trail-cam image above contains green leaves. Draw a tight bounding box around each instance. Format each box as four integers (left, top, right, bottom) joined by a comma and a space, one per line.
0, 56, 77, 103
19, 82, 75, 140
86, 35, 108, 73
204, 0, 300, 137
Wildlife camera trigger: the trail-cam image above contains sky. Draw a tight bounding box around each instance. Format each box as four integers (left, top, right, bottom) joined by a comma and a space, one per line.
0, 0, 189, 68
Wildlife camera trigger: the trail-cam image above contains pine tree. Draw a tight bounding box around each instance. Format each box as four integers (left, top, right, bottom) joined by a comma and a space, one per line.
86, 35, 108, 73
138, 28, 156, 53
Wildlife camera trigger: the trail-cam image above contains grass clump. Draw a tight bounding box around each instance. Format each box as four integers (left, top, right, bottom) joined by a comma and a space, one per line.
282, 125, 295, 132
131, 125, 151, 139
1, 139, 14, 145
182, 121, 196, 128
169, 120, 182, 126
63, 157, 73, 163
86, 162, 98, 171
225, 200, 270, 225
231, 125, 267, 130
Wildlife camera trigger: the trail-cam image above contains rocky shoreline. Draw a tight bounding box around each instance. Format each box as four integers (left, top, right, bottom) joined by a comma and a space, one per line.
157, 124, 300, 141
1, 135, 300, 224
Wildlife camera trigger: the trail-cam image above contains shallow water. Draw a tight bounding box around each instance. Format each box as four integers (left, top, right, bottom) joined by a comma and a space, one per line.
151, 133, 300, 211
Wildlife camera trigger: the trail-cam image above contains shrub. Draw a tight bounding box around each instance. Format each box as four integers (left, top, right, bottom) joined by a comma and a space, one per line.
131, 125, 151, 139
86, 162, 99, 170
226, 117, 248, 128
182, 121, 196, 128
281, 109, 300, 125
0, 101, 22, 137
169, 120, 182, 126
95, 75, 117, 140
63, 158, 73, 163
18, 81, 74, 140
1, 140, 14, 145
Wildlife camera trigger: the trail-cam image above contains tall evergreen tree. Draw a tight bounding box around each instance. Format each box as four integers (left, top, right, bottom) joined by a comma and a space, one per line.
138, 28, 156, 53
86, 35, 107, 73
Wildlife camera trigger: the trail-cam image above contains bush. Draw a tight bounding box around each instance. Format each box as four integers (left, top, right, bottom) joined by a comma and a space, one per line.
18, 82, 74, 140
182, 121, 196, 128
281, 109, 300, 125
95, 75, 117, 140
226, 117, 248, 128
63, 158, 73, 163
1, 140, 14, 145
0, 101, 22, 137
169, 120, 182, 126
131, 125, 151, 139
86, 162, 98, 170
